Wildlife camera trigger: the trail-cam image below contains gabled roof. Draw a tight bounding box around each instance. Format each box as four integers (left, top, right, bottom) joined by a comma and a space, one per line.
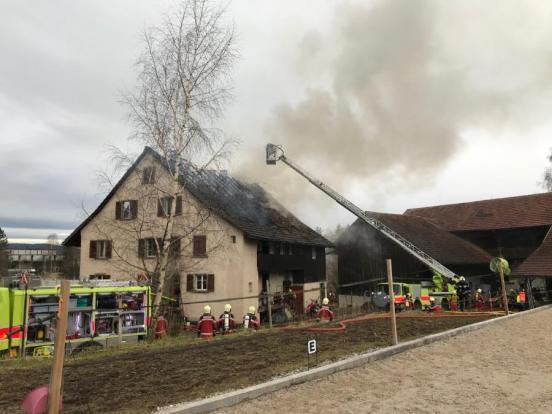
64, 147, 330, 247
342, 212, 491, 265
513, 229, 552, 277
405, 192, 552, 232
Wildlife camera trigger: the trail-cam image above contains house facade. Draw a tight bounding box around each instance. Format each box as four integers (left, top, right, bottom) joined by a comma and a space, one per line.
64, 147, 330, 319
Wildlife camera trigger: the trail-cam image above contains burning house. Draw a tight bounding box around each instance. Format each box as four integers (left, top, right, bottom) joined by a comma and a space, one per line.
64, 147, 331, 319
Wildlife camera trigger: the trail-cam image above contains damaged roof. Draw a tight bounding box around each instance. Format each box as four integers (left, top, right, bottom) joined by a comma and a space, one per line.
64, 147, 330, 247
513, 229, 552, 277
405, 193, 552, 232
345, 212, 491, 265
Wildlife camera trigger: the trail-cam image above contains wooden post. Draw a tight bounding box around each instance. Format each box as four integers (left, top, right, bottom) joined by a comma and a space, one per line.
266, 280, 273, 329
498, 264, 509, 315
118, 295, 123, 345
48, 280, 71, 414
386, 259, 398, 345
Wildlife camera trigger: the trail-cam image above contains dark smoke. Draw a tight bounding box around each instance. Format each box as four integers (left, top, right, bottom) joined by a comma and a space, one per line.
235, 0, 552, 221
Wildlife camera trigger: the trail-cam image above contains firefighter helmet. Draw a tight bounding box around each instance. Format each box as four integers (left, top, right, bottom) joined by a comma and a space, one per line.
224, 304, 232, 312
203, 305, 211, 314
248, 306, 256, 314
322, 297, 329, 305
429, 297, 435, 302
477, 288, 482, 293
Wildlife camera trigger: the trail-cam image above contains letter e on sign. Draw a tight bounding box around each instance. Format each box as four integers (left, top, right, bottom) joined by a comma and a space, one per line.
307, 339, 317, 355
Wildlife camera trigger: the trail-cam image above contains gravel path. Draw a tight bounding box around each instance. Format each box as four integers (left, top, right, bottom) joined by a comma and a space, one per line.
217, 308, 552, 414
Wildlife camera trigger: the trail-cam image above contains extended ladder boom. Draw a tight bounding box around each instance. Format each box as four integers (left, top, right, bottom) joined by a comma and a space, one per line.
266, 144, 458, 281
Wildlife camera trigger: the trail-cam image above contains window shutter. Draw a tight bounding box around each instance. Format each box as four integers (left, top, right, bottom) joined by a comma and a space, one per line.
106, 240, 112, 259
89, 240, 97, 259
175, 196, 182, 216
193, 235, 207, 256
115, 201, 121, 220
186, 274, 194, 292
156, 238, 164, 255
171, 237, 181, 256
157, 199, 163, 217
130, 200, 138, 219
207, 274, 215, 292
138, 239, 145, 258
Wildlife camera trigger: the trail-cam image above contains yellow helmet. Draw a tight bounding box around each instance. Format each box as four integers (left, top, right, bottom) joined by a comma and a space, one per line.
224, 304, 232, 312
322, 297, 329, 305
203, 305, 211, 314
248, 306, 256, 314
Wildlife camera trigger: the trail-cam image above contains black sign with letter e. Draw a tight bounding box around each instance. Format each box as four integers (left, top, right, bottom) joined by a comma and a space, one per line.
307, 339, 317, 355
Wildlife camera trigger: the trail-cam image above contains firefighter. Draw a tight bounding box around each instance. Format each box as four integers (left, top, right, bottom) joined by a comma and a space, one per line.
243, 305, 260, 330
316, 298, 334, 321
455, 277, 470, 311
154, 315, 168, 339
197, 305, 217, 339
427, 297, 442, 313
404, 293, 414, 310
218, 304, 235, 334
516, 288, 527, 311
450, 290, 458, 311
474, 288, 484, 311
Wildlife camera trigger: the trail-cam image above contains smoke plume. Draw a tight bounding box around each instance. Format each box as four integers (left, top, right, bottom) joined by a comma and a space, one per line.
235, 0, 552, 224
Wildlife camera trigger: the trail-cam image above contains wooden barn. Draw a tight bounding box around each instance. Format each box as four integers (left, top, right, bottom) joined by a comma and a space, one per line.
337, 192, 552, 303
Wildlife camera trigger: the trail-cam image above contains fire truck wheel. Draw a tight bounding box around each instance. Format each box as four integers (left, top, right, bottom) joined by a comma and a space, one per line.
72, 341, 104, 355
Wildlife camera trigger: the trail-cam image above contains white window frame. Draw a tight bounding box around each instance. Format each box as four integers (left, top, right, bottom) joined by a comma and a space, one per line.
121, 200, 132, 220
194, 274, 208, 292
160, 197, 171, 217
145, 239, 157, 258
97, 241, 108, 259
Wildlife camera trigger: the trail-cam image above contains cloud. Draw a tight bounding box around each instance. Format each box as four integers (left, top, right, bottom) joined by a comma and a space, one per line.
235, 0, 552, 222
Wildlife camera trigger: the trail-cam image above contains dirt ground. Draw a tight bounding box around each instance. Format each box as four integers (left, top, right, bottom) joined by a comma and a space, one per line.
216, 308, 552, 414
0, 313, 492, 413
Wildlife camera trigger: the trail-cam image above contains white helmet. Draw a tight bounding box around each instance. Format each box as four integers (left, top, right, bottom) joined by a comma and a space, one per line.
452, 290, 457, 294
477, 288, 482, 293
322, 297, 330, 305
459, 276, 466, 282
203, 305, 211, 314
429, 297, 435, 302
248, 306, 256, 314
224, 304, 232, 312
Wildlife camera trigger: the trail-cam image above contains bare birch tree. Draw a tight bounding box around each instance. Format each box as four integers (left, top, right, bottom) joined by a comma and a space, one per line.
98, 0, 237, 317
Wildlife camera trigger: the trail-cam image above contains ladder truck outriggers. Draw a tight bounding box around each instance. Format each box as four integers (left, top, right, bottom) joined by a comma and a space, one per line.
266, 143, 460, 310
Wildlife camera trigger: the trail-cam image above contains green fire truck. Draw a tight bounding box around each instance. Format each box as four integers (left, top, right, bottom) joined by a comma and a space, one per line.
376, 280, 456, 311
0, 279, 151, 357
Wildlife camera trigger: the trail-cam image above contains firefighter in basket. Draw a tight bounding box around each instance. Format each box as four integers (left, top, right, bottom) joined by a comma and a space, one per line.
316, 298, 335, 322
218, 304, 236, 334
197, 305, 217, 339
243, 305, 260, 330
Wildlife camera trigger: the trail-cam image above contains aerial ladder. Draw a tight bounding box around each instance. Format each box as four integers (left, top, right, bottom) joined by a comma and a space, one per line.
266, 143, 459, 283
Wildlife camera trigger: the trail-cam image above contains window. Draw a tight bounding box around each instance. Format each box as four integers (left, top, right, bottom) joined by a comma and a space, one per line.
116, 200, 137, 220
158, 197, 172, 217
231, 235, 236, 244
269, 242, 275, 255
145, 239, 157, 258
288, 244, 293, 255
186, 274, 214, 292
138, 238, 161, 259
89, 274, 111, 280
142, 166, 155, 184
89, 240, 112, 259
193, 235, 207, 257
311, 246, 317, 260
279, 243, 285, 255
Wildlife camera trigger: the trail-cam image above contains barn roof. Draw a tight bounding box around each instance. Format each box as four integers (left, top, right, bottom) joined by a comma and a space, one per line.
405, 193, 552, 232
64, 147, 330, 247
347, 212, 492, 265
512, 229, 552, 277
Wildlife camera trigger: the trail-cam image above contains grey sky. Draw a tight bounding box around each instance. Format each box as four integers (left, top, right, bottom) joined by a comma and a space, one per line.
1, 0, 552, 242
